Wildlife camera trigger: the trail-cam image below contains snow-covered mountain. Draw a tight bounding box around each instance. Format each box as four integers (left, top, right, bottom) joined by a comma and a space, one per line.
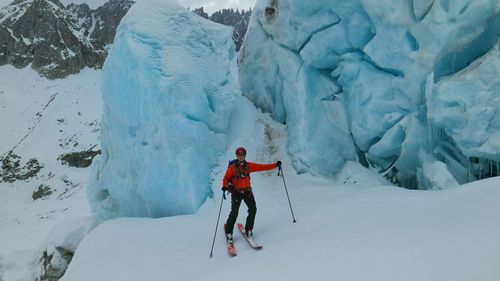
0, 0, 130, 276
193, 7, 251, 51
0, 0, 133, 78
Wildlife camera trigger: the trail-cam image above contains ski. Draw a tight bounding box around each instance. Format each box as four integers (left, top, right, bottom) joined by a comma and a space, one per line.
224, 224, 237, 257
227, 241, 237, 257
237, 223, 263, 250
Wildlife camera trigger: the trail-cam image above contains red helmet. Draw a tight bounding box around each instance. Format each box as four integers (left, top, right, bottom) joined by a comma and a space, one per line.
235, 147, 247, 156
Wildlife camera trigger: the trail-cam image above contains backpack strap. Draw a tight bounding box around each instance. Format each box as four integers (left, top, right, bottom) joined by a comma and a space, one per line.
227, 159, 249, 186
234, 160, 249, 179
228, 159, 237, 168
226, 159, 237, 191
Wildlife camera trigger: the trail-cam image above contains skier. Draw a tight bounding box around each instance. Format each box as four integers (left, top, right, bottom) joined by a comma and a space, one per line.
222, 147, 281, 244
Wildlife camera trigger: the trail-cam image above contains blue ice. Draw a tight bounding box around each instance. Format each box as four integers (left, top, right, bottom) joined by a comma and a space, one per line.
88, 0, 238, 220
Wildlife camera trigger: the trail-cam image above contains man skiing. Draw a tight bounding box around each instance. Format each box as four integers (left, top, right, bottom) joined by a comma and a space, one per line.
222, 147, 281, 244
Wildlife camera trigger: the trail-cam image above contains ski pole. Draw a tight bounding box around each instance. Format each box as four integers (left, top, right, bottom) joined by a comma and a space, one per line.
209, 192, 225, 258
278, 167, 297, 223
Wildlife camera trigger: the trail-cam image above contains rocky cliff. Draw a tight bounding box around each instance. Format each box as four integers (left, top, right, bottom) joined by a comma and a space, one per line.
0, 0, 133, 79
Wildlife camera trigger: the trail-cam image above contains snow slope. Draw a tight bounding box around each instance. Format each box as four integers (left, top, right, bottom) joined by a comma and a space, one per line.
62, 114, 500, 281
0, 65, 100, 280
61, 169, 500, 281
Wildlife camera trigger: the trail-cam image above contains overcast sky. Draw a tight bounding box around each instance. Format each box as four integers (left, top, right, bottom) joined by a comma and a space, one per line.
177, 0, 256, 14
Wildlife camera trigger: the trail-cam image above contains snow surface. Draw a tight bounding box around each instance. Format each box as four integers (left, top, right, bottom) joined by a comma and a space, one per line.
239, 0, 500, 186
63, 156, 500, 281
0, 65, 100, 280
88, 0, 238, 221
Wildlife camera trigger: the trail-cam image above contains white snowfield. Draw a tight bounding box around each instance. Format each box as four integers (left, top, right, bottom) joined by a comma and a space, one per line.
0, 65, 101, 280
62, 169, 500, 281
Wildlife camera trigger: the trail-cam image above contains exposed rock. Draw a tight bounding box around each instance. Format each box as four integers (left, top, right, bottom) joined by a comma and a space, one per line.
192, 7, 208, 19
32, 184, 53, 200
39, 247, 74, 281
0, 0, 252, 78
0, 0, 133, 79
0, 151, 42, 183
193, 7, 252, 51
58, 149, 101, 168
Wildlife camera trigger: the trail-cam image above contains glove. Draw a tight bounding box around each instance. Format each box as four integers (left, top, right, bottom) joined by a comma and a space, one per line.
222, 186, 228, 200
222, 185, 234, 193
277, 161, 282, 168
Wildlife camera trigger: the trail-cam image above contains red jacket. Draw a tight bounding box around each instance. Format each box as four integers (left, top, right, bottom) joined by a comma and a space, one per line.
223, 161, 278, 191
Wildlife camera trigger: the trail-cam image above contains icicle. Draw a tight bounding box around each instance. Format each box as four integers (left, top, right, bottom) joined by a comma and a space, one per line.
479, 158, 482, 180
432, 123, 437, 146
429, 123, 434, 148
427, 123, 432, 149
483, 158, 486, 179
467, 157, 471, 182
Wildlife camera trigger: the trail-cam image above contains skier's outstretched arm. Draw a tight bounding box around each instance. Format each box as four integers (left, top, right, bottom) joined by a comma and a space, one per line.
247, 162, 279, 173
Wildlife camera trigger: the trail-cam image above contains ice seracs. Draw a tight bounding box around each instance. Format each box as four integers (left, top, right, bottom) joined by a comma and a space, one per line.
239, 0, 500, 187
88, 0, 238, 220
89, 0, 500, 221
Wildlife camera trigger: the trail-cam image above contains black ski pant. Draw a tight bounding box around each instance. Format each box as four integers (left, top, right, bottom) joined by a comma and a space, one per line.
225, 190, 257, 234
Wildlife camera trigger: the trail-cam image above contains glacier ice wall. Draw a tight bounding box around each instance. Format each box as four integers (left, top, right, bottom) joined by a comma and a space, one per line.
429, 44, 500, 183
239, 1, 364, 175
88, 0, 237, 220
240, 0, 500, 188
